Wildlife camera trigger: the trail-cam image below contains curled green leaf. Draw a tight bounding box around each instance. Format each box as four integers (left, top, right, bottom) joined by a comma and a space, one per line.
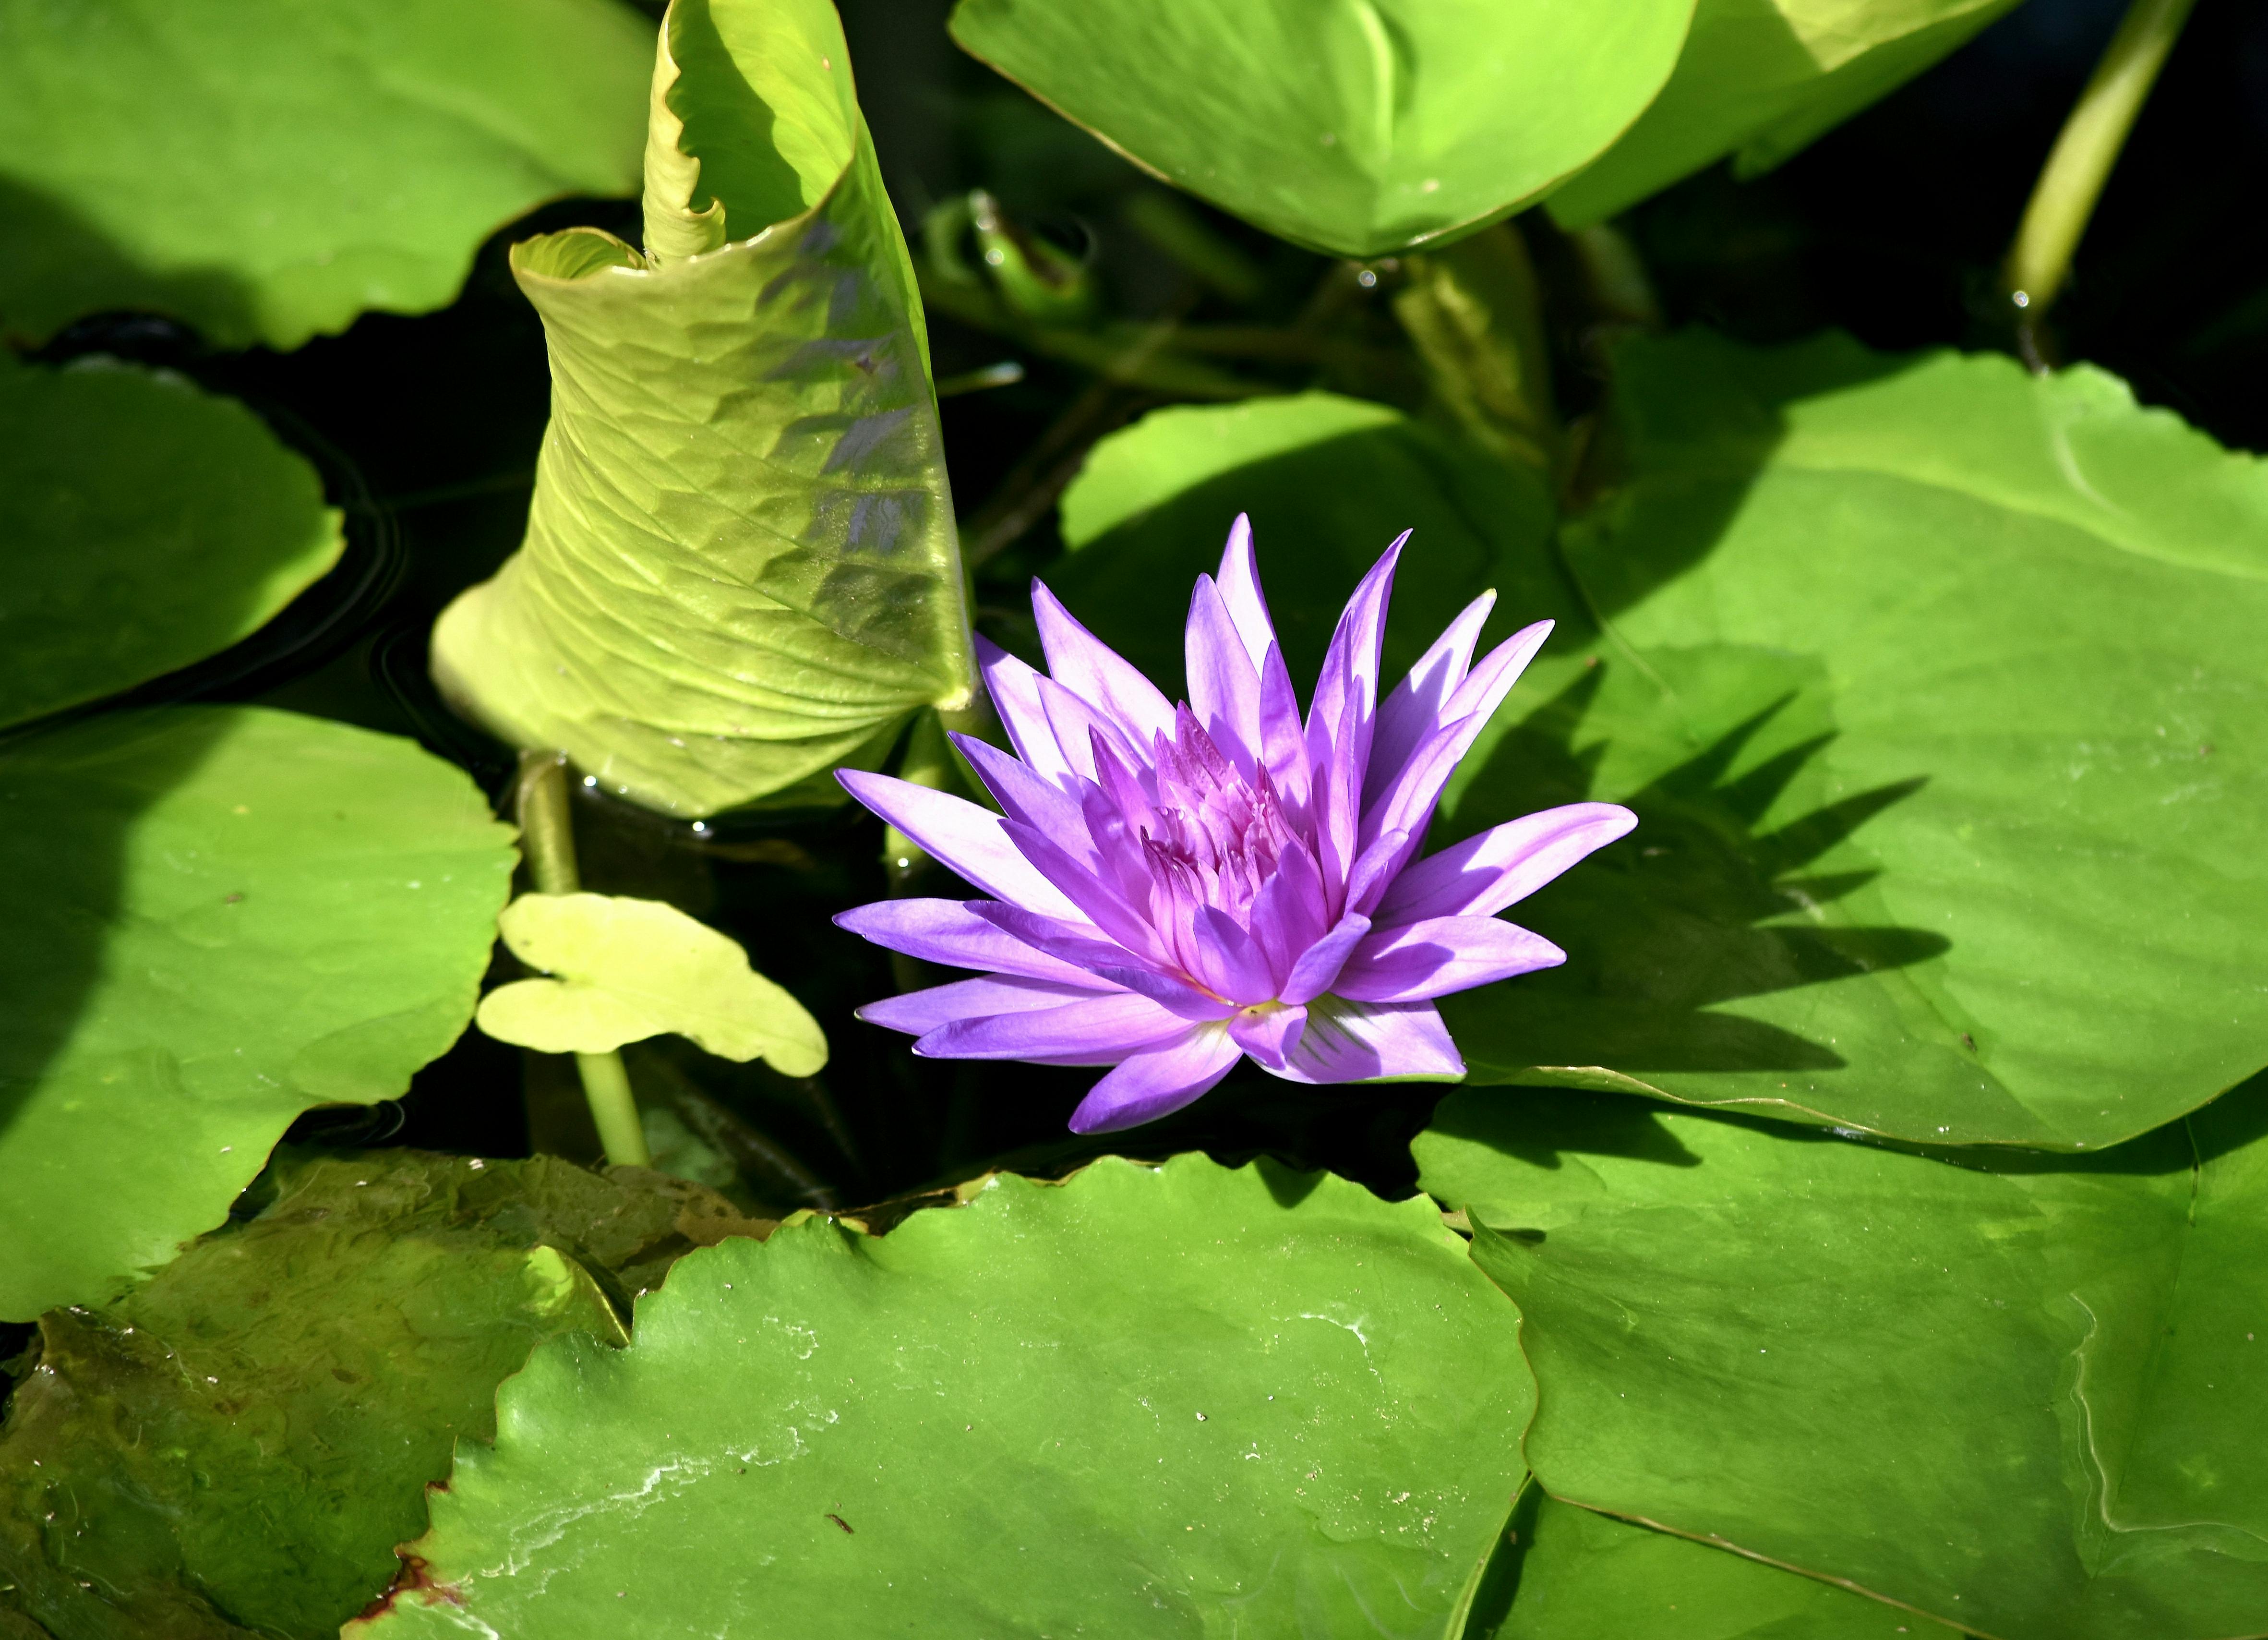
479, 891, 828, 1075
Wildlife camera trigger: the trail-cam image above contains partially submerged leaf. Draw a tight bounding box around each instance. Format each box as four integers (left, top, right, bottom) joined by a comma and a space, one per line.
1053, 334, 2268, 1149
431, 0, 974, 817
948, 0, 1698, 257
1417, 1081, 2268, 1640
353, 1156, 1529, 1638
1548, 0, 2023, 229
0, 707, 516, 1319
0, 352, 343, 730
477, 891, 828, 1074
0, 1149, 768, 1640
0, 0, 651, 350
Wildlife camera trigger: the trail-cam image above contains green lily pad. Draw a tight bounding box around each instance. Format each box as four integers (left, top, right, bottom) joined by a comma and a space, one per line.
0, 1148, 770, 1640
478, 891, 827, 1074
0, 0, 652, 350
0, 706, 517, 1319
352, 1156, 1529, 1638
1053, 334, 2268, 1149
1472, 1492, 1962, 1638
0, 352, 344, 731
430, 0, 973, 818
1547, 0, 2022, 229
1416, 1080, 2268, 1640
947, 0, 1697, 257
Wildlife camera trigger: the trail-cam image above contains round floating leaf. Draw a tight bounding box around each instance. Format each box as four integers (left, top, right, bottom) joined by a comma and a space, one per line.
1052, 391, 1558, 690
354, 1156, 1529, 1638
431, 0, 973, 818
0, 352, 343, 731
0, 707, 517, 1319
478, 891, 828, 1074
1417, 1082, 2268, 1640
0, 0, 652, 350
947, 0, 1697, 257
1547, 0, 2022, 229
1472, 1493, 1959, 1638
1052, 334, 2268, 1149
0, 1149, 767, 1640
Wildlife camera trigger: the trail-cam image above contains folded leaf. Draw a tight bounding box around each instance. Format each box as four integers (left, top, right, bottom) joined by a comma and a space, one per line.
478, 891, 827, 1074
431, 0, 974, 818
0, 1149, 768, 1640
0, 707, 516, 1319
1548, 0, 2024, 228
1418, 1080, 2268, 1640
948, 0, 1698, 258
0, 352, 343, 730
351, 1156, 1528, 1638
0, 0, 652, 350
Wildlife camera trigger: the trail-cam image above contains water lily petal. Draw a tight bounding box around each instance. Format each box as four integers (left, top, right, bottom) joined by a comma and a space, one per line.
1032, 578, 1176, 747
915, 989, 1192, 1065
833, 899, 1112, 985
1368, 589, 1496, 797
1360, 619, 1553, 850
1214, 513, 1277, 671
968, 900, 1159, 977
1248, 833, 1329, 985
974, 634, 1075, 785
952, 733, 1104, 873
1334, 915, 1564, 1002
1068, 1023, 1243, 1132
1000, 817, 1174, 965
1196, 905, 1277, 1004
1273, 996, 1465, 1084
1375, 802, 1638, 927
1185, 574, 1264, 780
837, 771, 1084, 920
860, 974, 1111, 1036
1229, 1002, 1307, 1070
1281, 911, 1372, 1006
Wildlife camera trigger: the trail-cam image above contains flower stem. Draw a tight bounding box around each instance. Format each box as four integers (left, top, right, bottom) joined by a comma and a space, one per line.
513, 752, 652, 1168
2002, 0, 2197, 345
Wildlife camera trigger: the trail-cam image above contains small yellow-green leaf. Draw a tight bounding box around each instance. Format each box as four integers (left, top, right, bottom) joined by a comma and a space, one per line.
478, 892, 827, 1075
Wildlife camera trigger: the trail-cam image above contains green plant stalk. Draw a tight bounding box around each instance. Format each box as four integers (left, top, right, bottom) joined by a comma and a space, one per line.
1392, 223, 1561, 475
2003, 0, 2198, 319
514, 752, 651, 1168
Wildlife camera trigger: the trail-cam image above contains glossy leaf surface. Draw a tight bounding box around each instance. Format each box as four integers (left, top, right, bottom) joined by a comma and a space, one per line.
1417, 1083, 2268, 1640
1054, 336, 2268, 1148
0, 707, 516, 1318
432, 0, 972, 818
947, 0, 1697, 257
0, 353, 343, 731
479, 891, 827, 1073
0, 0, 650, 350
1474, 1493, 1960, 1638
1548, 0, 2022, 229
357, 1157, 1528, 1638
0, 1149, 767, 1640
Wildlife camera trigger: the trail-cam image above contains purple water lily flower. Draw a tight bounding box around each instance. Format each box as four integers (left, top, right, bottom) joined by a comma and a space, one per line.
834, 518, 1636, 1134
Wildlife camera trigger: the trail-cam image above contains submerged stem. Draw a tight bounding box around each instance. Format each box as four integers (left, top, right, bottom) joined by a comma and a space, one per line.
513, 752, 652, 1168
2002, 0, 2197, 348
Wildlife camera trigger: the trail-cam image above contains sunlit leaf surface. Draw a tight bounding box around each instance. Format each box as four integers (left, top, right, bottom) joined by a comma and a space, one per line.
0, 352, 342, 731
1418, 1082, 2268, 1640
431, 0, 973, 818
0, 0, 652, 350
354, 1157, 1528, 1639
1548, 0, 2023, 228
1055, 336, 2268, 1149
0, 708, 516, 1318
479, 891, 827, 1073
948, 0, 1698, 257
0, 1149, 767, 1640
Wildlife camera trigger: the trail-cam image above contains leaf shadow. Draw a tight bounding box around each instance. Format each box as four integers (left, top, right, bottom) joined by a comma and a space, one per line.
0, 174, 261, 350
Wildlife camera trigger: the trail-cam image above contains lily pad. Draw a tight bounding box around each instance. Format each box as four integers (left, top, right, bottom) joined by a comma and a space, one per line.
431, 0, 974, 818
1474, 1493, 1962, 1638
1052, 335, 2268, 1149
478, 891, 827, 1074
353, 1156, 1529, 1638
0, 1148, 769, 1640
947, 0, 1697, 257
1547, 0, 2022, 229
1416, 1081, 2268, 1640
0, 0, 652, 350
0, 706, 516, 1319
0, 352, 343, 731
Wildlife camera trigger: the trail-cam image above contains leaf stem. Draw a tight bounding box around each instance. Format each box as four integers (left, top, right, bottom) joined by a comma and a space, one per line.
513, 752, 652, 1167
2002, 0, 2197, 344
